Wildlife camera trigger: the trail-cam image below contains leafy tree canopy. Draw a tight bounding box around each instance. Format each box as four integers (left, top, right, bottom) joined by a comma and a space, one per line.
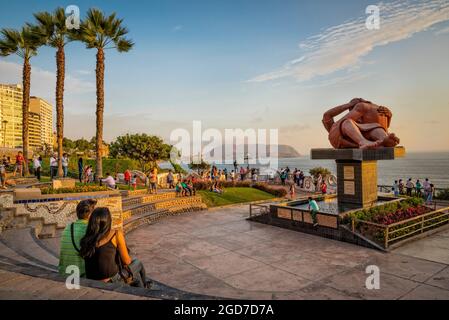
109, 133, 172, 173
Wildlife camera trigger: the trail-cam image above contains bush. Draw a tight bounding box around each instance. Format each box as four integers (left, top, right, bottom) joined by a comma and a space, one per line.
38, 157, 140, 177
41, 185, 109, 194
435, 189, 449, 200
309, 167, 332, 179
253, 183, 287, 197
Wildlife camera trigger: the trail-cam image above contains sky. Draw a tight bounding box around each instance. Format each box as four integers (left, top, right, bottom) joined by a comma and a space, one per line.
0, 0, 449, 154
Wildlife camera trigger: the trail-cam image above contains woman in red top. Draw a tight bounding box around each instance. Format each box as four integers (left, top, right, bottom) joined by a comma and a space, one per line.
321, 182, 327, 195
124, 169, 131, 187
13, 151, 24, 177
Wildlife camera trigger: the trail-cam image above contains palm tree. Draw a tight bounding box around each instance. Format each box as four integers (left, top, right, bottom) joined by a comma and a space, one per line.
0, 26, 43, 175
33, 8, 73, 178
71, 8, 133, 181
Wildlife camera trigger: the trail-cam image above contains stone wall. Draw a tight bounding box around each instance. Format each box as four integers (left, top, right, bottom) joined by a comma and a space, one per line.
0, 190, 123, 231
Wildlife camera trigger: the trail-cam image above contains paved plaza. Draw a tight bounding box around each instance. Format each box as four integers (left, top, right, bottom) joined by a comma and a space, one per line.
127, 205, 449, 300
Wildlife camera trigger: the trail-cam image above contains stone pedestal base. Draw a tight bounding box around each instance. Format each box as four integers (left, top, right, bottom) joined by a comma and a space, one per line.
336, 160, 377, 206
311, 147, 405, 208
52, 178, 76, 190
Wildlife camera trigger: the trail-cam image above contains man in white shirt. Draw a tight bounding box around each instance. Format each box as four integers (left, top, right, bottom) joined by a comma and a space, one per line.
33, 155, 42, 181
101, 173, 116, 189
50, 154, 58, 179
423, 178, 431, 199
62, 153, 69, 177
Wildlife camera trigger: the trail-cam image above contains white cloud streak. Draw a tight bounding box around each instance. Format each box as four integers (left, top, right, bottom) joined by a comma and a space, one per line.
0, 60, 95, 98
249, 0, 449, 83
435, 24, 449, 35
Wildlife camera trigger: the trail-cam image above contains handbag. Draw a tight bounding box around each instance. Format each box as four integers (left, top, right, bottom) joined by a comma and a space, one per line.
114, 233, 134, 285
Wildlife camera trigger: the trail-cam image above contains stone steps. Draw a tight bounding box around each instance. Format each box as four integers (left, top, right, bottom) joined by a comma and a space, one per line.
122, 191, 177, 208
0, 228, 58, 271
0, 228, 219, 300
1, 205, 64, 239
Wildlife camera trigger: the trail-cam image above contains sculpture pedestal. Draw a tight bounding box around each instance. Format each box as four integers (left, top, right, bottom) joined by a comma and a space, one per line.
311, 147, 405, 207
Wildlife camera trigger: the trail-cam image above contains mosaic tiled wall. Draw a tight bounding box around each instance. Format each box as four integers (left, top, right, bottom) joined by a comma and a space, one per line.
0, 192, 123, 229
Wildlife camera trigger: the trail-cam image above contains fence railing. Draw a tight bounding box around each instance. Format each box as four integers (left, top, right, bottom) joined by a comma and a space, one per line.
377, 184, 446, 194
351, 206, 449, 249
249, 203, 270, 218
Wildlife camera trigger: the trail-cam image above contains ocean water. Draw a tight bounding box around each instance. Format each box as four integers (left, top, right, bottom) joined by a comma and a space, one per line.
214, 152, 449, 189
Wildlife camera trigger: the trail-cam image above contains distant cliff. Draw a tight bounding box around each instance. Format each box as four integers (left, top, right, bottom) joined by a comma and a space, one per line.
277, 144, 301, 158
229, 144, 301, 159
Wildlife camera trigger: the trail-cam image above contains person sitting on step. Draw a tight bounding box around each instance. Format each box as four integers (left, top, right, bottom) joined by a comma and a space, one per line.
80, 207, 150, 288
58, 199, 97, 278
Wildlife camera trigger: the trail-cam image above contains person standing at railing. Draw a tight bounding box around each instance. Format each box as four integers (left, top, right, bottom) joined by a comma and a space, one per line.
406, 178, 414, 197
426, 184, 435, 204
393, 180, 399, 197
423, 178, 431, 200
399, 179, 404, 195
416, 180, 423, 197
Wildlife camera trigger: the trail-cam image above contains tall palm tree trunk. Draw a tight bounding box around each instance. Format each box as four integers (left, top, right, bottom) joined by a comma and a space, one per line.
56, 46, 65, 178
22, 58, 31, 176
95, 48, 105, 181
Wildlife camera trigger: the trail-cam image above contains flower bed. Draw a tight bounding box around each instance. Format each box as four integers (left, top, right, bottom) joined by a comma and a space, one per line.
41, 185, 109, 194
346, 198, 449, 248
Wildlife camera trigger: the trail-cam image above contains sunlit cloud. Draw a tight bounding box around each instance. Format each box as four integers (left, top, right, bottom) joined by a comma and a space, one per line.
435, 24, 449, 35
0, 60, 95, 100
249, 0, 449, 83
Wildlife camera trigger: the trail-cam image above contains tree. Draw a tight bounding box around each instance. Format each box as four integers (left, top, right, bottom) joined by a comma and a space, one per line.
74, 138, 92, 152
62, 137, 76, 150
71, 8, 133, 180
309, 167, 332, 179
0, 26, 43, 175
109, 134, 171, 173
189, 159, 211, 174
34, 8, 74, 178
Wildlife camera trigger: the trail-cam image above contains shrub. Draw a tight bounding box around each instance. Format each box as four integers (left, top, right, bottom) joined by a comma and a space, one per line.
309, 167, 332, 179
435, 188, 449, 200
253, 183, 287, 197
41, 185, 109, 194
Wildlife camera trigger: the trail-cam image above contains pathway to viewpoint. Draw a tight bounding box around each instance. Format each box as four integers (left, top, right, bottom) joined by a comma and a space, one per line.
126, 205, 449, 300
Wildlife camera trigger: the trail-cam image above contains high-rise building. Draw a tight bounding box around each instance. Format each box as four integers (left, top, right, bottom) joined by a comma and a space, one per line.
0, 84, 23, 148
0, 84, 54, 150
29, 111, 41, 149
30, 97, 53, 149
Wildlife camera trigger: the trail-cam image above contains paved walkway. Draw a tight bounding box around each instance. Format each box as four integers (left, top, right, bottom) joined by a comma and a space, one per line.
127, 205, 449, 300
0, 269, 151, 300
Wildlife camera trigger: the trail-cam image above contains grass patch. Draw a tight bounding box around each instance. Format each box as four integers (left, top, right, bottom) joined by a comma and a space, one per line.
198, 187, 275, 207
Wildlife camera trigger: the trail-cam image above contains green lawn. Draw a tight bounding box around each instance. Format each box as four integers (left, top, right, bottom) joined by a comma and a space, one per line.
198, 187, 274, 207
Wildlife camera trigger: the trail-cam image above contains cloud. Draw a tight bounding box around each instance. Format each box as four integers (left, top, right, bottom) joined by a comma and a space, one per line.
76, 70, 92, 76
435, 25, 449, 35
249, 0, 449, 83
0, 60, 95, 102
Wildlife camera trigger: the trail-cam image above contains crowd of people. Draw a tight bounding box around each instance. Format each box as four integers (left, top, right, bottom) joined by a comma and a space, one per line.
58, 199, 150, 288
392, 178, 436, 203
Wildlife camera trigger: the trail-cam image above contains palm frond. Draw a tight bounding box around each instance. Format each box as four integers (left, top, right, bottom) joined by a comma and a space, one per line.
75, 8, 133, 52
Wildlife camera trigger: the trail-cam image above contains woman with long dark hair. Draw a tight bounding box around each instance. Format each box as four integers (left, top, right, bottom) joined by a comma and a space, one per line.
79, 207, 148, 287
